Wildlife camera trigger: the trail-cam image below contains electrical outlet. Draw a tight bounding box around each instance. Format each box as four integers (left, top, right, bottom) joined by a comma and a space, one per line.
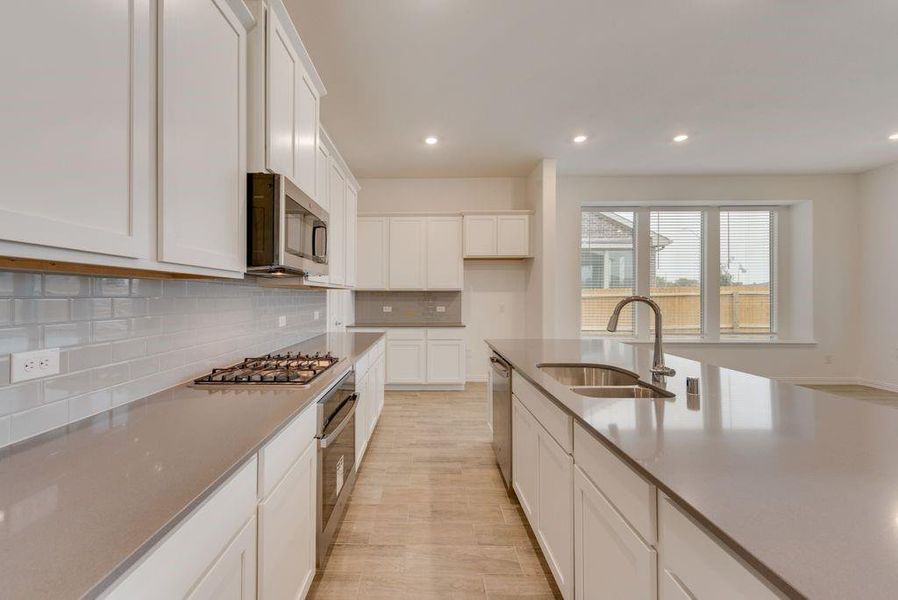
382, 306, 392, 313
436, 306, 446, 313
278, 315, 287, 327
11, 348, 60, 383
824, 354, 833, 365
314, 310, 321, 320
498, 303, 506, 314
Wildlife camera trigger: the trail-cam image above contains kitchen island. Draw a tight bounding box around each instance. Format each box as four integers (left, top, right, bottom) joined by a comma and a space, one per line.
488, 337, 897, 600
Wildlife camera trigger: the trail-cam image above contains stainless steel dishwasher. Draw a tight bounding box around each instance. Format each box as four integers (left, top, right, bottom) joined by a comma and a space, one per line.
490, 353, 512, 490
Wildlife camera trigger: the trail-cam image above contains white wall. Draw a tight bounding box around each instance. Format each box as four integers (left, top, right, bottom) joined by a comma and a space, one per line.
858, 162, 898, 390
357, 177, 528, 381
557, 175, 860, 382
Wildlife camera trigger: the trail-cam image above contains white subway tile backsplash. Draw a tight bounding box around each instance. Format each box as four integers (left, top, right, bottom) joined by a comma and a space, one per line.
43, 275, 90, 297
0, 326, 41, 354
92, 319, 130, 342
0, 271, 326, 448
14, 298, 69, 324
68, 389, 113, 422
10, 400, 68, 443
0, 382, 43, 417
44, 371, 93, 404
71, 298, 113, 321
93, 278, 130, 297
0, 272, 41, 297
44, 322, 92, 348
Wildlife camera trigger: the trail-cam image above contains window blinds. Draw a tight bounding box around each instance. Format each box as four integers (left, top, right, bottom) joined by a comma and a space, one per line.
648, 210, 703, 335
720, 210, 774, 335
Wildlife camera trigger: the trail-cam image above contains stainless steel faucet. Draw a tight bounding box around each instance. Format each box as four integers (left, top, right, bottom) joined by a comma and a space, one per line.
607, 295, 676, 378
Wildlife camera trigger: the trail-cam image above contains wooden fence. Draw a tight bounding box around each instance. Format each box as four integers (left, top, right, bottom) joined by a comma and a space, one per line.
581, 284, 770, 334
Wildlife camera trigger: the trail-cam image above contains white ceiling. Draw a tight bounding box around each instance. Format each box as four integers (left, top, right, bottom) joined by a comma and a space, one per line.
285, 0, 898, 178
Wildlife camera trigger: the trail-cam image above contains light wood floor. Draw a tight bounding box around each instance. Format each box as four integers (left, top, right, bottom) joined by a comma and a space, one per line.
308, 383, 562, 600
801, 384, 898, 408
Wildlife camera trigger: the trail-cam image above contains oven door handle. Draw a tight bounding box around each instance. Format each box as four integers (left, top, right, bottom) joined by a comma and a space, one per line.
318, 394, 357, 449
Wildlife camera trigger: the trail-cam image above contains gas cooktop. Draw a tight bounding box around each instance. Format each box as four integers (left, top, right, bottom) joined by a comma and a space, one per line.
193, 352, 340, 385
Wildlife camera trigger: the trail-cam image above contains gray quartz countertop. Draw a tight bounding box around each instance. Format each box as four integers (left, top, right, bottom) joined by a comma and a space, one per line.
347, 322, 465, 328
486, 338, 898, 600
0, 332, 384, 600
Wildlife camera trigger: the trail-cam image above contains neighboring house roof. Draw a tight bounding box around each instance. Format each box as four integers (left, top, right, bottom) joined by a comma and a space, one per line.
581, 210, 670, 249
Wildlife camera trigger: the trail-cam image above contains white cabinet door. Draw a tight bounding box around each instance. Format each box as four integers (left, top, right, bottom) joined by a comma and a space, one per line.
426, 340, 466, 384
187, 516, 257, 600
386, 340, 427, 384
375, 354, 386, 421
658, 496, 780, 600
258, 440, 316, 600
574, 467, 656, 600
512, 396, 539, 522
537, 428, 574, 600
426, 217, 464, 290
327, 289, 348, 331
158, 0, 247, 272
355, 371, 367, 464
463, 216, 498, 257
265, 6, 298, 181
328, 160, 346, 285
388, 217, 427, 289
497, 215, 530, 256
316, 138, 330, 211
294, 68, 319, 199
345, 186, 358, 288
357, 217, 389, 289
0, 1, 152, 259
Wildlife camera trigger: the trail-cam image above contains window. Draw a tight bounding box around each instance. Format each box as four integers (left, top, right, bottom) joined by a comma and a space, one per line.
649, 210, 703, 336
580, 210, 635, 333
720, 210, 774, 336
580, 206, 780, 340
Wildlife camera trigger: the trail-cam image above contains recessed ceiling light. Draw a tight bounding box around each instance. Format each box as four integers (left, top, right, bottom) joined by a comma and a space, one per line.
673, 134, 689, 143
889, 133, 898, 141
573, 135, 588, 144
424, 136, 438, 145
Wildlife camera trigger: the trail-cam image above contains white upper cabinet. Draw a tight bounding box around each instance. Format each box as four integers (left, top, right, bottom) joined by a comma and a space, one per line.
497, 215, 530, 256
464, 213, 531, 258
316, 138, 331, 211
345, 185, 358, 288
388, 217, 427, 289
263, 1, 319, 200
0, 0, 152, 259
357, 217, 389, 289
158, 0, 250, 273
328, 159, 346, 285
426, 216, 464, 290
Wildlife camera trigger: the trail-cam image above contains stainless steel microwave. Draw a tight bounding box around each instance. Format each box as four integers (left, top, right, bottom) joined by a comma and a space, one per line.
247, 173, 328, 277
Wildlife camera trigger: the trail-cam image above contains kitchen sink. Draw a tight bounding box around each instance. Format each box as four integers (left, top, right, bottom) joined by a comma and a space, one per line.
571, 385, 674, 399
538, 363, 640, 387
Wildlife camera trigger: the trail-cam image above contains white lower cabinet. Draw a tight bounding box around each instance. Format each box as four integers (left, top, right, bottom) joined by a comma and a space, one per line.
537, 430, 574, 599
512, 395, 573, 599
187, 516, 257, 600
355, 366, 371, 465
386, 340, 427, 384
426, 339, 466, 383
355, 341, 386, 467
658, 495, 780, 600
574, 467, 656, 600
258, 439, 317, 600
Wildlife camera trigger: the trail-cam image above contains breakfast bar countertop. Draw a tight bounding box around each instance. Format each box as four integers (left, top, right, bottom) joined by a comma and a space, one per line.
487, 337, 898, 600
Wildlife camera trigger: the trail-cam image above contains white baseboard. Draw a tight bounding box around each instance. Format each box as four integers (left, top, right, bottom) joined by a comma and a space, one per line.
775, 376, 859, 386
466, 376, 488, 383
385, 384, 466, 392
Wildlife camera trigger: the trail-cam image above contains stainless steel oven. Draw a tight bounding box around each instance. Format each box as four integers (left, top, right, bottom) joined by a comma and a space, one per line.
316, 369, 357, 565
247, 172, 328, 277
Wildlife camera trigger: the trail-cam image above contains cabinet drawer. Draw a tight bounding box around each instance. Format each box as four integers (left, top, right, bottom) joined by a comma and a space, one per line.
426, 327, 465, 340
259, 402, 317, 498
512, 371, 572, 453
659, 495, 780, 600
386, 327, 427, 340
573, 422, 656, 545
105, 458, 258, 599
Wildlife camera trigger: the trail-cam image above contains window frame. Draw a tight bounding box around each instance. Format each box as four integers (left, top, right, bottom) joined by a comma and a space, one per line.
579, 204, 783, 342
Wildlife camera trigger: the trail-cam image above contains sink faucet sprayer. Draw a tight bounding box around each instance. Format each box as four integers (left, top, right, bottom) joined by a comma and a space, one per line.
607, 296, 676, 379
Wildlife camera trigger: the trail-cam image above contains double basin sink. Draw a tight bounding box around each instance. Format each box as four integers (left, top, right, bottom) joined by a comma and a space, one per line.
538, 364, 674, 399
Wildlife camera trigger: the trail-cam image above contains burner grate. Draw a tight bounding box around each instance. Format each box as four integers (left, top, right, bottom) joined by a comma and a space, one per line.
194, 352, 339, 385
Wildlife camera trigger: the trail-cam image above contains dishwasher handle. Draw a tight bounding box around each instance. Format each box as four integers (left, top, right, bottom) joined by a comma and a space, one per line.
490, 355, 510, 378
